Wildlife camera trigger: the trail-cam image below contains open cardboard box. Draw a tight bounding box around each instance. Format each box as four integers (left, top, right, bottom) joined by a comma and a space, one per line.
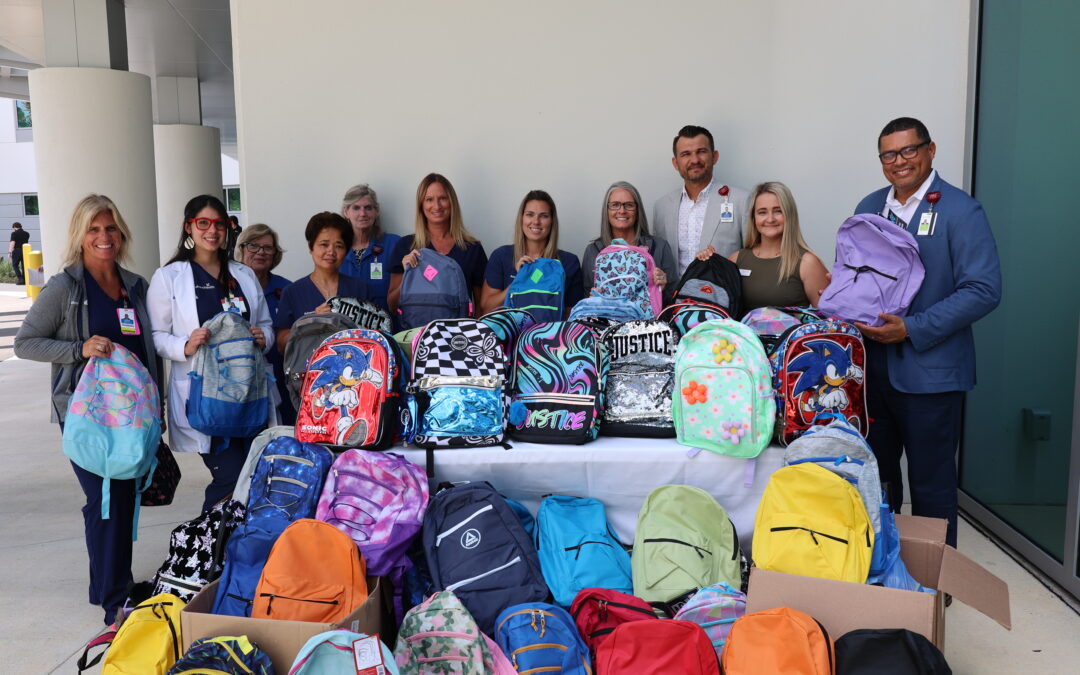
746, 514, 1011, 649
181, 576, 393, 672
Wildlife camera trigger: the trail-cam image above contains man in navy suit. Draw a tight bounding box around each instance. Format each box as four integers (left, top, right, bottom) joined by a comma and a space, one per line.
854, 117, 1001, 547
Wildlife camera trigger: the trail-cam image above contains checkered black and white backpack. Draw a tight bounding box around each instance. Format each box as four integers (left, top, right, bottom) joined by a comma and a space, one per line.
409, 318, 510, 449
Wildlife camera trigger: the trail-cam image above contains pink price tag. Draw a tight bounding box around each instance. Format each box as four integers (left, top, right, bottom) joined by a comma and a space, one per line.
423, 265, 439, 282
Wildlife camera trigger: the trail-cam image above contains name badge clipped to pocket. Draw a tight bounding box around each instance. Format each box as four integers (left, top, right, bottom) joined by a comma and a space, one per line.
720, 201, 735, 223
222, 295, 248, 314
917, 211, 937, 236
117, 307, 140, 335
352, 635, 386, 674
370, 262, 383, 280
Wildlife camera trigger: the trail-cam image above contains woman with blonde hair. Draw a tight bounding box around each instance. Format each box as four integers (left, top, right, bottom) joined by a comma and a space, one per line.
338, 184, 400, 312
15, 194, 163, 626
387, 173, 488, 315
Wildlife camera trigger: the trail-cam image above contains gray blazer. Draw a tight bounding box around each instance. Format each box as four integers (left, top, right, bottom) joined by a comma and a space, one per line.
652, 180, 751, 274
14, 262, 162, 423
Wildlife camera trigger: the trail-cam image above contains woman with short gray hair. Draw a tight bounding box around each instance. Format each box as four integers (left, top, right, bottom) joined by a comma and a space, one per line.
338, 183, 400, 312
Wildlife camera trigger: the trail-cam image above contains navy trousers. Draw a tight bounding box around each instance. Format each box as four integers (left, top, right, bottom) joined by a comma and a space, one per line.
199, 436, 251, 513
70, 461, 135, 625
866, 343, 963, 547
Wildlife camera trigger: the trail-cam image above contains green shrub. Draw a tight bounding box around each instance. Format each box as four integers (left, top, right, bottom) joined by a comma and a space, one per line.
0, 257, 18, 283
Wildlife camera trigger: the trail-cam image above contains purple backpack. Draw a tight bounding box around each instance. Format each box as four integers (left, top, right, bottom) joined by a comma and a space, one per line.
818, 214, 925, 327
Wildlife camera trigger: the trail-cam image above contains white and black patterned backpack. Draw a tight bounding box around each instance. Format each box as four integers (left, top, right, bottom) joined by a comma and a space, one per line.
149, 498, 246, 601
600, 319, 680, 437
409, 318, 509, 450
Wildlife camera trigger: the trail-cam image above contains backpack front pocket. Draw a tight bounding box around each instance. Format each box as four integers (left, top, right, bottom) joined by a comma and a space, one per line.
757, 513, 856, 582
562, 534, 633, 592
676, 365, 758, 456
416, 377, 504, 438
639, 536, 714, 596
604, 364, 673, 424
256, 578, 345, 622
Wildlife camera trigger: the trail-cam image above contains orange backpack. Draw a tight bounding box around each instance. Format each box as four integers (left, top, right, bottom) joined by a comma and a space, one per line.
251, 518, 368, 622
721, 606, 835, 675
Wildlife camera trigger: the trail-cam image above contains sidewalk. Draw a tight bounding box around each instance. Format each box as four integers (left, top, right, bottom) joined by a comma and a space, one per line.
0, 294, 1078, 672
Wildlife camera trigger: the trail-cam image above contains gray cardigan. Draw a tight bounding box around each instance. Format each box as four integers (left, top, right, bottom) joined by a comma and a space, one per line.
14, 262, 163, 423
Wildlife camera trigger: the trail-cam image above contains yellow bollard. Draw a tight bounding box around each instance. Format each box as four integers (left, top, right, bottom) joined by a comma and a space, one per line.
23, 244, 43, 301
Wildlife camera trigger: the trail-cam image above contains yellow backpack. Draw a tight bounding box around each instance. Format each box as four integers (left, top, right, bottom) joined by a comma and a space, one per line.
753, 463, 874, 584
79, 593, 186, 674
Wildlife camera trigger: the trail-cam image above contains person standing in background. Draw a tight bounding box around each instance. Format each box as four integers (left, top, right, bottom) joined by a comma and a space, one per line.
10, 222, 30, 284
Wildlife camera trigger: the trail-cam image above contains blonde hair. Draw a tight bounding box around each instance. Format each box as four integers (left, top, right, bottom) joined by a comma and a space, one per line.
744, 181, 811, 282
341, 183, 382, 239
62, 194, 133, 268
235, 223, 285, 270
412, 173, 478, 251
512, 190, 560, 262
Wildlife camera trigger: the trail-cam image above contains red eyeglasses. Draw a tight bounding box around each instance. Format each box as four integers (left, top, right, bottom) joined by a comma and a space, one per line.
186, 218, 229, 231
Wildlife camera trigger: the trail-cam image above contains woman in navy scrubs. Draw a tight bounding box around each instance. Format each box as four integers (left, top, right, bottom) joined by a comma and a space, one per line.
338, 184, 400, 312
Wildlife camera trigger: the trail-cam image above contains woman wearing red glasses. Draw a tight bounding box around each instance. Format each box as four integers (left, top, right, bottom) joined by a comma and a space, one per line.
148, 194, 274, 513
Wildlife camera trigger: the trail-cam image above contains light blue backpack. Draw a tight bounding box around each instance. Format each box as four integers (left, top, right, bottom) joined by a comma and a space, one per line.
397, 249, 472, 330
187, 311, 269, 439
568, 296, 648, 323
290, 629, 399, 675
504, 258, 565, 323
535, 495, 632, 607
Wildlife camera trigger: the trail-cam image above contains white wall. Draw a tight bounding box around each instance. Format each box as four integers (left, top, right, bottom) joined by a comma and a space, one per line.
0, 100, 37, 193
232, 0, 974, 281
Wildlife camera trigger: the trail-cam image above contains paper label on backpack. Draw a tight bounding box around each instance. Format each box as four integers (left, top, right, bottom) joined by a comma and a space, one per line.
353, 635, 386, 674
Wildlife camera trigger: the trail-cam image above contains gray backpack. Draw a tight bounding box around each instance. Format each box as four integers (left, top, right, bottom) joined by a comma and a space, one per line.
187, 311, 269, 438
397, 249, 472, 330
599, 319, 679, 437
282, 312, 358, 408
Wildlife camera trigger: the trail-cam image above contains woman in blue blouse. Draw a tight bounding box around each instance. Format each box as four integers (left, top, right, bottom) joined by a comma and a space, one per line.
480, 189, 583, 316
338, 184, 400, 312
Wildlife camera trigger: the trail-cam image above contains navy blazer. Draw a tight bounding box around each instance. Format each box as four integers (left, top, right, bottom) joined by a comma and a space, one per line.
855, 174, 1001, 394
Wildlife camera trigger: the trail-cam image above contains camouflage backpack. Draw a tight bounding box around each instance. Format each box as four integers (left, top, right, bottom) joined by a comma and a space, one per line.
394, 590, 513, 674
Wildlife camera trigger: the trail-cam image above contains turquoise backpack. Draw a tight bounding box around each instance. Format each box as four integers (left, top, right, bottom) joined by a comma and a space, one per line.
672, 319, 775, 457
63, 345, 161, 525
290, 629, 399, 674
505, 258, 565, 323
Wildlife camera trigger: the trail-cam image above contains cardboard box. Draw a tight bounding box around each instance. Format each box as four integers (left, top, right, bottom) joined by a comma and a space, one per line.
181, 576, 393, 672
746, 514, 1011, 648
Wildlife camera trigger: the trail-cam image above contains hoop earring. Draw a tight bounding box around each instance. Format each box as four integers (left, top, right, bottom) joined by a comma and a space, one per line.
183, 235, 195, 250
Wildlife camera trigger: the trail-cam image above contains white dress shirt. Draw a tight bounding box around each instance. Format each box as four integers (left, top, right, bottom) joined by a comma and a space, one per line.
883, 169, 937, 227
677, 178, 715, 275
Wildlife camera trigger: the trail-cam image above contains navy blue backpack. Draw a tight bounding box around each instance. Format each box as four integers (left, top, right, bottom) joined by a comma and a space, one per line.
422, 482, 549, 634
210, 519, 285, 617
167, 635, 275, 673
535, 495, 632, 607
495, 602, 593, 675
245, 436, 334, 525
504, 258, 565, 323
397, 249, 472, 330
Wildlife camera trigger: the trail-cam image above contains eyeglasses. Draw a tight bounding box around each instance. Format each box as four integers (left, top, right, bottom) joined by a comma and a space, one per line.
349, 204, 376, 212
607, 201, 638, 211
187, 218, 229, 231
878, 141, 930, 164
242, 243, 276, 254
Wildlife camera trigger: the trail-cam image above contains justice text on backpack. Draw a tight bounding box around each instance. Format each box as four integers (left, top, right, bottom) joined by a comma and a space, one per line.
632, 485, 743, 610
672, 319, 775, 457
535, 495, 632, 607
245, 436, 334, 525
673, 582, 746, 661
594, 620, 719, 675
295, 328, 406, 449
211, 520, 285, 617
78, 593, 184, 674
504, 257, 566, 323
570, 588, 658, 655
672, 253, 744, 318
591, 238, 662, 318
568, 295, 649, 323
409, 318, 508, 448
328, 295, 392, 332
753, 462, 875, 584
151, 498, 246, 601
818, 212, 925, 326
509, 321, 607, 444
252, 518, 369, 623
168, 635, 274, 675
721, 606, 834, 675
599, 319, 679, 437
282, 312, 359, 409
657, 300, 731, 337
397, 248, 472, 330
835, 628, 951, 675
63, 345, 161, 521
771, 318, 866, 445
393, 590, 504, 674
421, 482, 549, 634
290, 629, 400, 675
187, 311, 269, 439
494, 602, 593, 675
479, 307, 537, 359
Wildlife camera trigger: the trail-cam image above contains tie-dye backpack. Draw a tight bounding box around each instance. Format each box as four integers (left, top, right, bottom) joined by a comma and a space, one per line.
509, 321, 608, 444
672, 319, 774, 458
187, 311, 268, 439
394, 591, 513, 674
592, 238, 662, 318
478, 308, 536, 365
63, 344, 161, 522
674, 582, 747, 661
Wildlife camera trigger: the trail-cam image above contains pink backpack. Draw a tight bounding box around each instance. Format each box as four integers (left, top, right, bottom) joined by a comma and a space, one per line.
592, 238, 662, 318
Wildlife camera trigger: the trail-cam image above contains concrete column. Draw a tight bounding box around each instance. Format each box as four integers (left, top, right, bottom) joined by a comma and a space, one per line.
28, 67, 159, 280
154, 124, 222, 264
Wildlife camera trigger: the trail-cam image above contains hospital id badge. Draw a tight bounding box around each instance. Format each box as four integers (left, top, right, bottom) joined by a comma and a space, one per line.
222, 295, 247, 314
117, 307, 140, 335
917, 211, 936, 236
720, 200, 735, 223
370, 262, 383, 280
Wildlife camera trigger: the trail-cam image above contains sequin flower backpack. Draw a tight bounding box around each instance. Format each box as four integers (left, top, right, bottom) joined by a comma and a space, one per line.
672, 319, 774, 457
63, 344, 161, 522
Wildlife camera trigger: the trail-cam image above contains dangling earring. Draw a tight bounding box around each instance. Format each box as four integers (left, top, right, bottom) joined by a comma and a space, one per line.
183, 234, 195, 250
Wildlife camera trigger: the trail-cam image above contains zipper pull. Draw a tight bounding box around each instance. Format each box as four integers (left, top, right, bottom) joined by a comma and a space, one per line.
809, 530, 819, 546
540, 612, 547, 638
530, 611, 537, 632
599, 600, 607, 622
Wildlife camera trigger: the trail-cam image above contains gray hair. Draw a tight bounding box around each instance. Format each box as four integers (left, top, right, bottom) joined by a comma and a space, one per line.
598, 181, 651, 247
341, 183, 382, 239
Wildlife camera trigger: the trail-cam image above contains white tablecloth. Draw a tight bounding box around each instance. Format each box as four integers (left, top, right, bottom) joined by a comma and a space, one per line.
398, 437, 784, 555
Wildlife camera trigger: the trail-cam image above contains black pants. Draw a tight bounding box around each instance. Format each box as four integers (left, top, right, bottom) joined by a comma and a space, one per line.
70, 461, 135, 625
12, 251, 24, 284
199, 436, 251, 512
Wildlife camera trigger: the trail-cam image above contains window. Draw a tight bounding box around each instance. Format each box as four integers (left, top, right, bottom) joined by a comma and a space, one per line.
223, 186, 241, 212
23, 194, 38, 216
15, 101, 31, 129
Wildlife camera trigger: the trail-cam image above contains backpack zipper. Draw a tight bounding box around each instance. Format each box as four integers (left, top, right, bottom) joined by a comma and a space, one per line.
261, 592, 340, 614
563, 540, 614, 560
769, 526, 849, 545
446, 556, 522, 591
642, 537, 713, 558
411, 375, 502, 391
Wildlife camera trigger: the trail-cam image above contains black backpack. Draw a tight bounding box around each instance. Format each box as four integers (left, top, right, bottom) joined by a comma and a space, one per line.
149, 498, 246, 601
281, 311, 359, 408
835, 629, 951, 674
672, 253, 744, 318
599, 319, 679, 437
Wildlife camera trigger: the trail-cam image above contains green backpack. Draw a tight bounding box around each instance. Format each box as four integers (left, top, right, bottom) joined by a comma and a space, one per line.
631, 485, 743, 612
673, 319, 775, 457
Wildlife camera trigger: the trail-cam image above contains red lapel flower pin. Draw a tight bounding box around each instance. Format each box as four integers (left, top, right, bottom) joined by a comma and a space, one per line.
718, 185, 730, 197
926, 191, 941, 213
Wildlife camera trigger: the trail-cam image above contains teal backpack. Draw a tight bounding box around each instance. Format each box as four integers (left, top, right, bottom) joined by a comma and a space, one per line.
505, 258, 565, 323
672, 319, 775, 457
290, 629, 399, 674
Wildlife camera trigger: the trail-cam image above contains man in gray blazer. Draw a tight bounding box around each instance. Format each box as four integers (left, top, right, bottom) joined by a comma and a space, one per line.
652, 125, 750, 278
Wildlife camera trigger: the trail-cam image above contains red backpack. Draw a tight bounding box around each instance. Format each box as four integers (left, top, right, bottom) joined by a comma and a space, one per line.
570, 588, 658, 655
594, 619, 719, 674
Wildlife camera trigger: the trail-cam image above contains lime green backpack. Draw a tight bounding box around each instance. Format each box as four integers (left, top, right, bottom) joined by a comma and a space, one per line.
631, 485, 743, 611
752, 462, 875, 583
